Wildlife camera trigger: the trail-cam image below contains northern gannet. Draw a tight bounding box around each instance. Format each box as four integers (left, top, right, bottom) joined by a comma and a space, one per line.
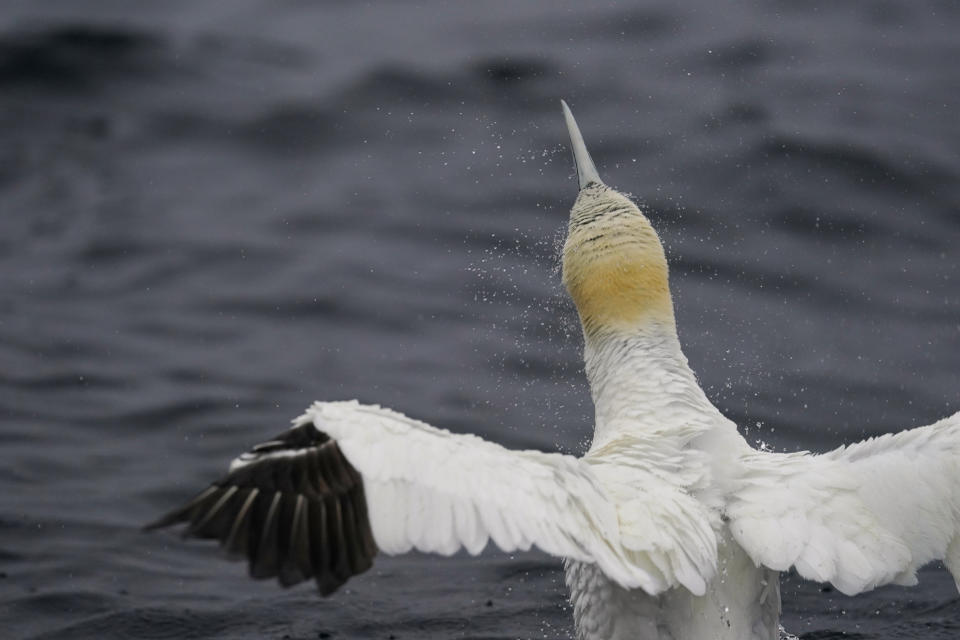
147, 101, 960, 640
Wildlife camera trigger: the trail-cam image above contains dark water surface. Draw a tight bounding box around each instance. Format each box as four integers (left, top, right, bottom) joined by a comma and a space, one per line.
1, 1, 958, 638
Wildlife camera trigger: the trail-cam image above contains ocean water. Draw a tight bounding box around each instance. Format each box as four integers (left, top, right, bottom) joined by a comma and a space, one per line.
0, 1, 958, 638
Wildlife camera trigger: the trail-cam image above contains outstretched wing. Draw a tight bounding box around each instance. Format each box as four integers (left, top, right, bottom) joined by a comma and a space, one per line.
147, 400, 692, 596
727, 411, 960, 595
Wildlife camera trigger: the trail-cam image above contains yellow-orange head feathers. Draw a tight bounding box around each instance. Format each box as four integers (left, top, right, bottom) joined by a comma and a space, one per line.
560, 102, 675, 338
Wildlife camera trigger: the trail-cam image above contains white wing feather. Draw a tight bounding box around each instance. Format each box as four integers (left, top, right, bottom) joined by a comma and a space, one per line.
296, 400, 718, 595
728, 411, 960, 595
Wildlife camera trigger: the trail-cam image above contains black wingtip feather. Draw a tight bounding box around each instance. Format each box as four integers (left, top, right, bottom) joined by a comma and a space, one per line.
144, 422, 378, 596
251, 491, 282, 579
142, 485, 220, 532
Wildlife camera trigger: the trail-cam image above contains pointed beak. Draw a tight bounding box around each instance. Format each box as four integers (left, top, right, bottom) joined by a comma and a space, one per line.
561, 100, 603, 190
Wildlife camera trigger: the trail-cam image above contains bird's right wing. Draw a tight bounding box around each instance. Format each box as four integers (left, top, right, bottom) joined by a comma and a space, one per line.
727, 411, 960, 596
148, 400, 709, 596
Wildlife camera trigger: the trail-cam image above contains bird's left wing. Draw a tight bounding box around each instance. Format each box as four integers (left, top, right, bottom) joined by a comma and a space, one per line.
727, 411, 960, 596
146, 400, 660, 595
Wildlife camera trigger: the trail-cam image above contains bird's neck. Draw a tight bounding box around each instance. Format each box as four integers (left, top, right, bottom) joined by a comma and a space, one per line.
583, 323, 721, 447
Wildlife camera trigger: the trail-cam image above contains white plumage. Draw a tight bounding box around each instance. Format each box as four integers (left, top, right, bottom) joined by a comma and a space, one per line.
295, 400, 718, 597
729, 413, 960, 595
150, 101, 960, 640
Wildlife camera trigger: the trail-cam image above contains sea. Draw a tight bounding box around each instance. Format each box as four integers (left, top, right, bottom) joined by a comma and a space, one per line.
1, 1, 958, 638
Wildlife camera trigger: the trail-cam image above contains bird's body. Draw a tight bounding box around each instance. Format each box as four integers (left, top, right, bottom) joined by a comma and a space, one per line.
566, 537, 782, 640
147, 102, 960, 640
561, 190, 782, 637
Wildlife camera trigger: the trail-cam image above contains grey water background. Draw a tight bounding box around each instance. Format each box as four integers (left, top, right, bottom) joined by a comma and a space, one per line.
0, 0, 958, 638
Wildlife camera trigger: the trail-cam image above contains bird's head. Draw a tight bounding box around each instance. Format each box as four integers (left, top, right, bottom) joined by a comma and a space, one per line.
560, 101, 675, 340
